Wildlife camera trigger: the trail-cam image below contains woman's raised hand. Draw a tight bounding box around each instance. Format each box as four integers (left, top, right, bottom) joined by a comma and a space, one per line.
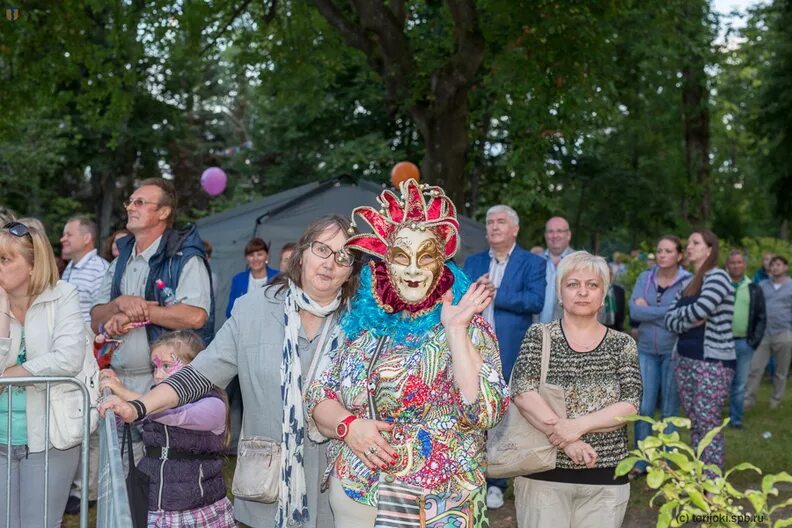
441, 282, 492, 329
344, 418, 397, 471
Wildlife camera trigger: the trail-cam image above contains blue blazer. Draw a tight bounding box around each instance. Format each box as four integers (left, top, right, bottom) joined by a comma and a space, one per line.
463, 245, 546, 380
226, 267, 279, 318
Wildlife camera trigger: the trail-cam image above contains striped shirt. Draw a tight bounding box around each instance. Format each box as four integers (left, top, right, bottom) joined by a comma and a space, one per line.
665, 268, 735, 361
62, 249, 109, 323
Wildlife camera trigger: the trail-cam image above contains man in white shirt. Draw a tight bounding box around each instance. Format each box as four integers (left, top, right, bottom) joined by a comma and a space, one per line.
61, 217, 109, 323
60, 216, 109, 514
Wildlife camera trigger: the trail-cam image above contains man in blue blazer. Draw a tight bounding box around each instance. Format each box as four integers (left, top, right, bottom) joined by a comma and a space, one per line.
463, 204, 546, 509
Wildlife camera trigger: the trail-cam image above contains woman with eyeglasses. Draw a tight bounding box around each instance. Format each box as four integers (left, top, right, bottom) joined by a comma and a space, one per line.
0, 221, 87, 527
99, 215, 361, 528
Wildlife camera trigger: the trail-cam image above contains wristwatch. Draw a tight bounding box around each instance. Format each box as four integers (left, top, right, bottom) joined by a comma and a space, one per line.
336, 415, 358, 440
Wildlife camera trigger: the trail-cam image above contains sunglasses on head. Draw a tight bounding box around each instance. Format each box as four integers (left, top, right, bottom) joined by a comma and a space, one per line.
2, 222, 32, 239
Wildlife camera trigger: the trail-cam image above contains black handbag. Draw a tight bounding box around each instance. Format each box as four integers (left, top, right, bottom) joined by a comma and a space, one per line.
121, 423, 150, 528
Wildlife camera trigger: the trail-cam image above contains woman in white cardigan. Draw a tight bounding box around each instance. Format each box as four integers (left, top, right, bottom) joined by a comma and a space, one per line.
0, 220, 86, 527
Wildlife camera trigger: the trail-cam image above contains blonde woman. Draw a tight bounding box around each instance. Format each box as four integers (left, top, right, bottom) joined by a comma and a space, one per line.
510, 251, 642, 528
0, 220, 86, 527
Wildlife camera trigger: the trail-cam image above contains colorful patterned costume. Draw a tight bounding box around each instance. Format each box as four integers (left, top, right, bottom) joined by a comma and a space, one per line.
306, 258, 509, 527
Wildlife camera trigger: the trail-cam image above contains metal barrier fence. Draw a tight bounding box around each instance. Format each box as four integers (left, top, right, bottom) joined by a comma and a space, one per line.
96, 389, 132, 528
0, 376, 90, 528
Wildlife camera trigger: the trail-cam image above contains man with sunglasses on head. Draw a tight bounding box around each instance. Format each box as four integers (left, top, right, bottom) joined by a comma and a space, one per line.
90, 178, 214, 463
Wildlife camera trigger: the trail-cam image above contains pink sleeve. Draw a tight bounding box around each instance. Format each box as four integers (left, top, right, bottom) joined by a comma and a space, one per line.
149, 397, 227, 436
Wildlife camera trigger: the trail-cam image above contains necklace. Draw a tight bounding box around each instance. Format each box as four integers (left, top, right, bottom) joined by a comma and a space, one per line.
564, 327, 605, 351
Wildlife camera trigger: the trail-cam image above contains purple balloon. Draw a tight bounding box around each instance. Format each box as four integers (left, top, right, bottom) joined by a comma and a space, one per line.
201, 167, 227, 197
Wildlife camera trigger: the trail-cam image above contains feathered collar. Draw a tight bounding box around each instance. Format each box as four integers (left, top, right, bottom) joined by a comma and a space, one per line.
340, 260, 470, 345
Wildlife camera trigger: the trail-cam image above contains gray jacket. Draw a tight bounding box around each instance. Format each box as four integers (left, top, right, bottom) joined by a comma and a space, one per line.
189, 285, 334, 528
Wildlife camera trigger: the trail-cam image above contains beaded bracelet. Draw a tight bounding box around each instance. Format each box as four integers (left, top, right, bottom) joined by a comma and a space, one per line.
128, 399, 147, 421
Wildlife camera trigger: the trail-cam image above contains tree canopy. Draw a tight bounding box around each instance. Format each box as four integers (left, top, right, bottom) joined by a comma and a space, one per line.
0, 0, 788, 250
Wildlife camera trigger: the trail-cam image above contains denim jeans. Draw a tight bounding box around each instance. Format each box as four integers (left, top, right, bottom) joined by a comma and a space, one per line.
729, 338, 754, 426
634, 353, 679, 471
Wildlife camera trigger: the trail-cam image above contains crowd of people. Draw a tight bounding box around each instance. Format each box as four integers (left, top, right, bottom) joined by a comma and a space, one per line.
0, 176, 789, 528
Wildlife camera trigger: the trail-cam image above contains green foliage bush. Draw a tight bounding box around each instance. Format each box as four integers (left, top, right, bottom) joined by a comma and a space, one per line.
616, 416, 792, 528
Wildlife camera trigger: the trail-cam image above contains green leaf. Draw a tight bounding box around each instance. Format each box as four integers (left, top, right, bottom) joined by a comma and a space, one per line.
696, 419, 729, 459
665, 417, 692, 429
648, 467, 667, 489
769, 496, 792, 515
685, 486, 710, 512
664, 450, 693, 472
650, 489, 666, 507
657, 502, 676, 528
615, 456, 642, 477
723, 482, 745, 499
774, 518, 792, 528
762, 472, 792, 495
640, 436, 664, 450
746, 490, 766, 513
725, 462, 762, 479
621, 414, 654, 424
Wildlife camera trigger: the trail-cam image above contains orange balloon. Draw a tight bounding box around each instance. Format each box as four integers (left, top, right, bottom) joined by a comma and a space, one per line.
390, 161, 420, 188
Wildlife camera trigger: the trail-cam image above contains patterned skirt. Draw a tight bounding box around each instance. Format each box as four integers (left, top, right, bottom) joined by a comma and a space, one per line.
424, 486, 489, 528
147, 497, 236, 528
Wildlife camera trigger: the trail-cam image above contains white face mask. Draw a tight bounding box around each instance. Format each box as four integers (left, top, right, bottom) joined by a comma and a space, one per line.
386, 227, 444, 303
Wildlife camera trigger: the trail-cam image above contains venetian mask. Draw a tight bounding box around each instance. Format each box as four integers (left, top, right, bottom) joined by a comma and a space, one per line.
386, 226, 444, 303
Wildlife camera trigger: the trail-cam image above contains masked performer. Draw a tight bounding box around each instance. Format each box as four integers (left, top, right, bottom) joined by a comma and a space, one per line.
306, 179, 509, 528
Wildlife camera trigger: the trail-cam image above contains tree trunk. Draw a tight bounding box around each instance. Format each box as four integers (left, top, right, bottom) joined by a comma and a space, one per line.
682, 62, 710, 225
414, 102, 470, 206
312, 0, 484, 207
680, 1, 711, 225
93, 170, 117, 240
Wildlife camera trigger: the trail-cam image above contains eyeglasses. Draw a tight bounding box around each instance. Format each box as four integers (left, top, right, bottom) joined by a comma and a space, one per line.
123, 198, 160, 209
310, 241, 354, 267
2, 222, 31, 239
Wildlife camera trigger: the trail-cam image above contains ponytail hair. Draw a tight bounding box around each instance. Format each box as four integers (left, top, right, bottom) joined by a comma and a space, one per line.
682, 229, 719, 296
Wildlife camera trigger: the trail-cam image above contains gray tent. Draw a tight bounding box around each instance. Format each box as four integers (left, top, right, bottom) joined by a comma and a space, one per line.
195, 177, 488, 326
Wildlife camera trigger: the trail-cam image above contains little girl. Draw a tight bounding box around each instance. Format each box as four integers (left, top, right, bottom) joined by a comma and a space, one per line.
100, 330, 235, 528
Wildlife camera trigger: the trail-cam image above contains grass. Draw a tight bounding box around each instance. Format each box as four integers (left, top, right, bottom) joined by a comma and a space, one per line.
64, 379, 792, 527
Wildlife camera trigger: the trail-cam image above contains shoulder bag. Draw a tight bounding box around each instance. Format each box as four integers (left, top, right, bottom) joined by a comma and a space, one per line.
45, 303, 100, 450
231, 316, 334, 502
486, 324, 567, 478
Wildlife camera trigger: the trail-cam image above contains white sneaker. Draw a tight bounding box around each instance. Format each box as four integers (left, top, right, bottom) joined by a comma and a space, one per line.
486, 486, 504, 509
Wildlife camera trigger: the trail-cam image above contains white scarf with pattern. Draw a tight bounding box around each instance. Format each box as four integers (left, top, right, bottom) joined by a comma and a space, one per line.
277, 281, 341, 527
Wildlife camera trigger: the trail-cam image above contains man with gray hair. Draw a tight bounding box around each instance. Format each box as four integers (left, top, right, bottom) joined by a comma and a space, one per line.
464, 204, 545, 509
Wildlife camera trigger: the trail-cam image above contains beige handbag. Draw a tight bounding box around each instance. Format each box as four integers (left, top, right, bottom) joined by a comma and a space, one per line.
487, 324, 567, 478
231, 430, 281, 503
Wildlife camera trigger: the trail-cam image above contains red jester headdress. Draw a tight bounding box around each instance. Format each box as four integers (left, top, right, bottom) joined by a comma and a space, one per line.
345, 178, 460, 260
